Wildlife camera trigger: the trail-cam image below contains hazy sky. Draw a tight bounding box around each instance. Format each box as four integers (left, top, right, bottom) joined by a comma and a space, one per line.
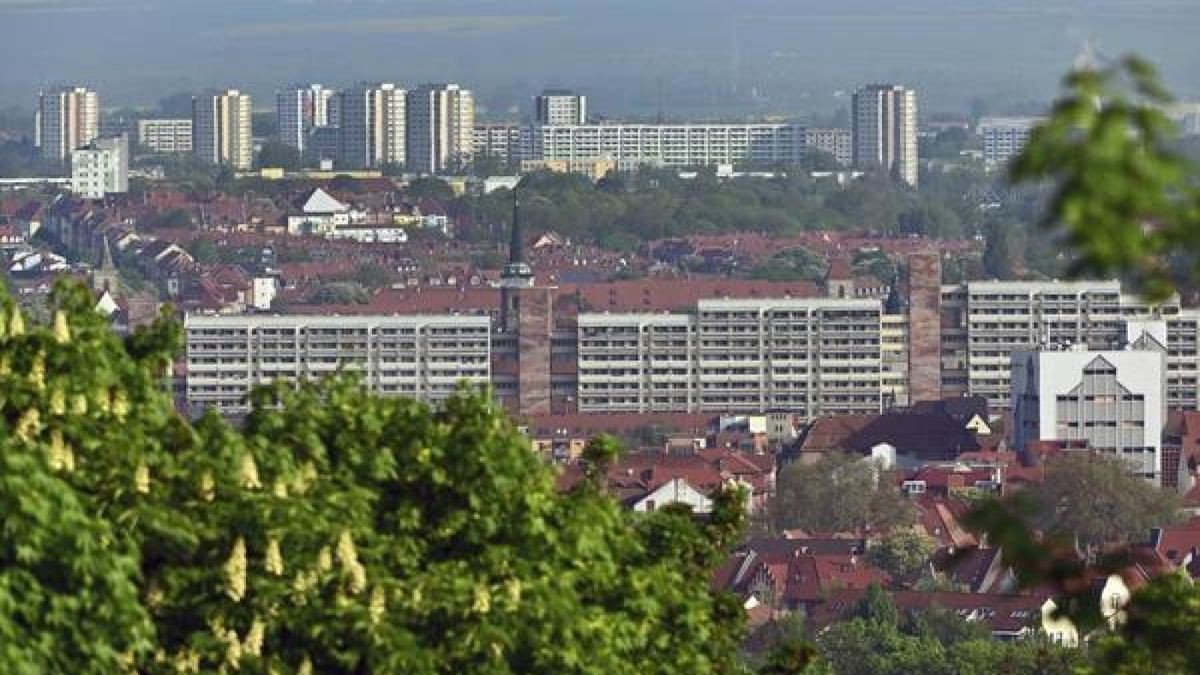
1, 0, 1197, 119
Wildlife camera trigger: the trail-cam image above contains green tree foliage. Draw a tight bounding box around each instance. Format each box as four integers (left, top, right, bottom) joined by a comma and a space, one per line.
0, 279, 748, 673
866, 528, 935, 580
813, 589, 1078, 675
406, 176, 456, 203
256, 142, 303, 171
309, 281, 370, 305
346, 262, 393, 290
749, 246, 828, 282
1084, 573, 1200, 675
452, 166, 1007, 249
1010, 55, 1200, 298
0, 282, 178, 673
851, 249, 898, 285
981, 221, 1019, 279
772, 453, 915, 534
142, 208, 195, 231
1026, 453, 1179, 551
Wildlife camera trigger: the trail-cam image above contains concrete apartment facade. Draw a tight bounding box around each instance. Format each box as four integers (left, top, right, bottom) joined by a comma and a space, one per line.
804, 128, 852, 166
852, 84, 918, 186
36, 86, 99, 162
70, 136, 128, 199
185, 314, 492, 416
979, 117, 1042, 167
576, 298, 882, 416
192, 89, 253, 169
531, 122, 806, 168
534, 90, 587, 126
137, 118, 193, 154
472, 123, 528, 165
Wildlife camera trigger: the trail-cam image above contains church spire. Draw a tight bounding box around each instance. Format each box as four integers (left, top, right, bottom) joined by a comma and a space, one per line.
509, 187, 524, 266
98, 234, 116, 271
502, 187, 533, 284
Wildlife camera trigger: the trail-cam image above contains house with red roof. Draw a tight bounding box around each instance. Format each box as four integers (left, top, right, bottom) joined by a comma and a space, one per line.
718, 538, 888, 613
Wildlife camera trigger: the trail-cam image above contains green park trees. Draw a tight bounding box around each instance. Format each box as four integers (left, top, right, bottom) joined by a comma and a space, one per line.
772, 453, 915, 534
0, 280, 747, 674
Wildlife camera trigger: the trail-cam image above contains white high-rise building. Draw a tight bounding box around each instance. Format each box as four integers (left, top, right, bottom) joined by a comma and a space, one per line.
979, 117, 1042, 167
1012, 346, 1166, 485
406, 83, 475, 174
277, 84, 336, 152
534, 90, 587, 126
70, 136, 128, 199
192, 89, 253, 169
337, 83, 406, 169
36, 86, 99, 162
852, 84, 918, 187
137, 118, 193, 154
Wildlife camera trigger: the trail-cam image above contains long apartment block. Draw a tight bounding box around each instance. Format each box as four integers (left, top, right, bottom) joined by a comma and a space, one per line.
185, 314, 492, 415
938, 280, 1200, 410
576, 298, 882, 415
183, 277, 1200, 419
531, 123, 807, 168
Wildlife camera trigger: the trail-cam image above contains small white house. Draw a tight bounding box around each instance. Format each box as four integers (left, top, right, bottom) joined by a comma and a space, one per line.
287, 188, 350, 236
632, 478, 712, 514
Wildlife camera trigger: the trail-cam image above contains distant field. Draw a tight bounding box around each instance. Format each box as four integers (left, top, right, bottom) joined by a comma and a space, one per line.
222, 15, 565, 39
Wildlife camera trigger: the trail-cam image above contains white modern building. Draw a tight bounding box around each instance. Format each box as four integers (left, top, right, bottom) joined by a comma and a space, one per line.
137, 118, 193, 154
277, 84, 336, 152
534, 89, 587, 126
184, 314, 492, 416
407, 83, 475, 174
36, 86, 99, 162
192, 89, 253, 169
1011, 346, 1166, 484
337, 83, 406, 169
532, 122, 806, 168
852, 84, 918, 186
70, 136, 128, 199
979, 117, 1042, 167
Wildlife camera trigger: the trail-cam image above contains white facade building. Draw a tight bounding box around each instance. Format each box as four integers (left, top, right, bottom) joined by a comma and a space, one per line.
36, 86, 99, 162
472, 123, 528, 165
406, 83, 475, 174
184, 314, 492, 416
1011, 347, 1166, 484
805, 128, 852, 166
534, 90, 587, 126
532, 122, 806, 168
936, 280, 1200, 410
979, 117, 1042, 167
70, 136, 128, 199
137, 118, 193, 154
852, 84, 918, 186
337, 83, 406, 169
192, 89, 253, 169
576, 298, 882, 416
